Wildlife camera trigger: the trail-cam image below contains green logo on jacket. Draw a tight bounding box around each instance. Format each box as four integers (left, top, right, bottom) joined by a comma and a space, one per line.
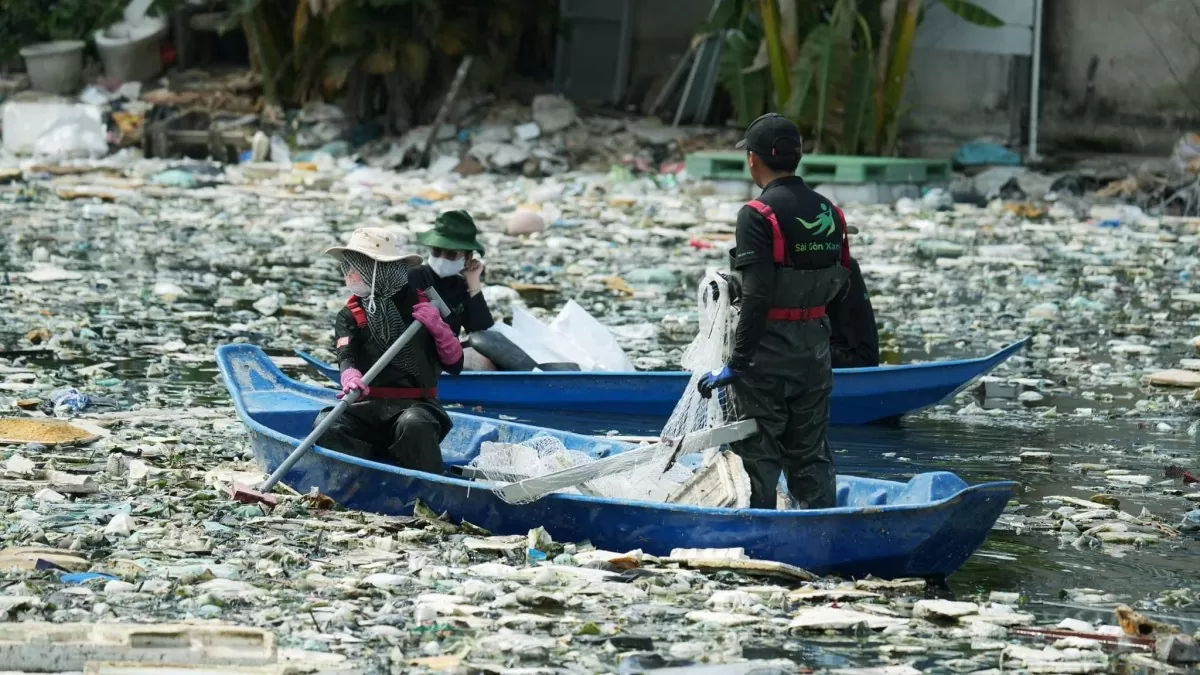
797, 203, 838, 238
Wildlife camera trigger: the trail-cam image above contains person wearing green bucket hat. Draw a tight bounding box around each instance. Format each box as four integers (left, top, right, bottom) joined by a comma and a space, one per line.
410, 209, 495, 339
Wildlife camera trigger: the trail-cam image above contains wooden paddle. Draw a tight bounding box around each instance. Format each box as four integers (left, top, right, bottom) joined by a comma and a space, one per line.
492, 419, 759, 504
233, 287, 452, 508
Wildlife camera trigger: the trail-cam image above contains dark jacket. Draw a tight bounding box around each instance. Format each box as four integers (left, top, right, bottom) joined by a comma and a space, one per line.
333, 284, 465, 390
729, 176, 850, 373
408, 264, 494, 337
827, 257, 880, 368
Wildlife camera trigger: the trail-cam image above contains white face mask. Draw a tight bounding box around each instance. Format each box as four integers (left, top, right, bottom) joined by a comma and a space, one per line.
428, 255, 466, 278
347, 279, 372, 297
345, 267, 373, 298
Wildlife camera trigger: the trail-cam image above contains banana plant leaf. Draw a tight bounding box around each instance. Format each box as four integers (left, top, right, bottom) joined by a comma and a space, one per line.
719, 30, 768, 127
758, 0, 791, 108
782, 0, 866, 153
938, 0, 1004, 27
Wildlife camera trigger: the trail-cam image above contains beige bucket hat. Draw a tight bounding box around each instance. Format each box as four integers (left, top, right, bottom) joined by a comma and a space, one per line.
324, 227, 422, 266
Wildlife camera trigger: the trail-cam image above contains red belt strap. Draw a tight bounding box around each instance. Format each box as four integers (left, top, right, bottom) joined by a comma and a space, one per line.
367, 386, 438, 399
745, 199, 786, 265
767, 306, 826, 321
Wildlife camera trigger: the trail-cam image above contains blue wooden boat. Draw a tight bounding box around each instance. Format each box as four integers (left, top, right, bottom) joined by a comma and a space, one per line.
293, 338, 1029, 429
219, 343, 1017, 579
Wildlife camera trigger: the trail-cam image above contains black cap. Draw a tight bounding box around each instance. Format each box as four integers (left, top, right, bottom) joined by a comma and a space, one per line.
735, 113, 802, 159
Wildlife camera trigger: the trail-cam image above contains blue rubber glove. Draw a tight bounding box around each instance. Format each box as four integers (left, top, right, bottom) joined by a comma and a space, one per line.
697, 365, 740, 399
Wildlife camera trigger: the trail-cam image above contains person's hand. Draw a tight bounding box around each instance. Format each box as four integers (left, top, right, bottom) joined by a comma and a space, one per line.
338, 368, 369, 399
464, 258, 484, 292
413, 300, 463, 364
412, 302, 448, 332
696, 365, 740, 399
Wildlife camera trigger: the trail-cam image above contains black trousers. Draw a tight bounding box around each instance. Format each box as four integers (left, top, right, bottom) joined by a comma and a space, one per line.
727, 357, 836, 510
314, 399, 449, 474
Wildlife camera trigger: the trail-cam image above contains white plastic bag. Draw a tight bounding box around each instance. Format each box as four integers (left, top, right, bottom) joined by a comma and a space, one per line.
549, 300, 636, 372
2, 102, 104, 156
1172, 133, 1200, 175
490, 322, 564, 368
511, 306, 596, 370
32, 116, 109, 159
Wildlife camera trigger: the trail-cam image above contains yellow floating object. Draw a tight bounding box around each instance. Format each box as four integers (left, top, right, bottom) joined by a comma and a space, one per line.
0, 418, 100, 446
604, 276, 636, 296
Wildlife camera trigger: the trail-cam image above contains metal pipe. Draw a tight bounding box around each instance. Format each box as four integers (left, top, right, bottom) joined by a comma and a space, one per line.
1028, 0, 1043, 161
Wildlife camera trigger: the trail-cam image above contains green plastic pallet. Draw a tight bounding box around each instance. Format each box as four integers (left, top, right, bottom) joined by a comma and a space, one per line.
685, 151, 951, 184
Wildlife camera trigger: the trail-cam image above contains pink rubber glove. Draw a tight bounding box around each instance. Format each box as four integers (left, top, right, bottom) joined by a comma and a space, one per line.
338, 368, 369, 399
412, 302, 463, 365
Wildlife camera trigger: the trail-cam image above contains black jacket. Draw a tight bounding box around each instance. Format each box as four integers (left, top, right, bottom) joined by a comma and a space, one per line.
408, 264, 494, 337
730, 176, 849, 371
334, 285, 465, 389
827, 257, 879, 368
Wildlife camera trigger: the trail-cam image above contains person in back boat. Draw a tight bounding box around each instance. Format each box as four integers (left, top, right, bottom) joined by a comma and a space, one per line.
408, 209, 494, 339
314, 227, 464, 473
827, 255, 880, 368
698, 113, 852, 511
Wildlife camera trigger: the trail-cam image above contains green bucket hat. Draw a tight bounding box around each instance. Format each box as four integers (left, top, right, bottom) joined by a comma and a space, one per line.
417, 210, 486, 256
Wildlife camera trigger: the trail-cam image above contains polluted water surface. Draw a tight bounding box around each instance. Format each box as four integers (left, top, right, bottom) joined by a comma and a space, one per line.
1, 143, 1200, 674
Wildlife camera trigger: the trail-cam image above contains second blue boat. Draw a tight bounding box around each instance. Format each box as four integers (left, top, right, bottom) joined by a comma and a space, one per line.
294, 338, 1028, 432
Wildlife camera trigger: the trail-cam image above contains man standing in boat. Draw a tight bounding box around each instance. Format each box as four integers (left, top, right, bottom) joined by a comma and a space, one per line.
697, 113, 852, 510
828, 255, 880, 368
314, 227, 464, 473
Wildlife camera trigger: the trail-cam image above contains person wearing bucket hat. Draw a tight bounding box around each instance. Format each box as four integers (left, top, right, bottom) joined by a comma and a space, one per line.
409, 209, 494, 339
313, 226, 465, 474
697, 112, 855, 511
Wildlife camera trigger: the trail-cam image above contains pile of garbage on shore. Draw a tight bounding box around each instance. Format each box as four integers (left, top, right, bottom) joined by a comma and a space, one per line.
0, 63, 742, 183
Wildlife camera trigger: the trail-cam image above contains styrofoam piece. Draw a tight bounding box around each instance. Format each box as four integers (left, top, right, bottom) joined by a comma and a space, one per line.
666, 450, 751, 508
0, 623, 276, 671
549, 299, 636, 372
2, 102, 104, 155
495, 419, 759, 503
669, 547, 746, 560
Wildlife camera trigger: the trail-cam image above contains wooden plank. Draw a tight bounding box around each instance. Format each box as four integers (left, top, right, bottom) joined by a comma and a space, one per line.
0, 623, 276, 671
0, 479, 99, 496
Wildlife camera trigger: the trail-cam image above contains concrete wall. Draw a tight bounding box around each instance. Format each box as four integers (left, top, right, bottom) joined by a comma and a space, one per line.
1043, 0, 1200, 119
626, 0, 715, 107
905, 0, 1200, 154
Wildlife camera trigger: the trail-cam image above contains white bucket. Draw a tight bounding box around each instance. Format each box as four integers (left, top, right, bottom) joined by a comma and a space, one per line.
94, 15, 168, 83
19, 41, 86, 95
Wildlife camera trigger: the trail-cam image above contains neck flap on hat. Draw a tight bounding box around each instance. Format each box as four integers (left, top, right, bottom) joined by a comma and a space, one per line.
340, 251, 418, 373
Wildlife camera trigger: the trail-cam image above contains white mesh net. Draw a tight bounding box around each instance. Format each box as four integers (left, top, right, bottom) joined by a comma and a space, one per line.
468, 437, 698, 504
464, 269, 739, 506
660, 268, 739, 441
